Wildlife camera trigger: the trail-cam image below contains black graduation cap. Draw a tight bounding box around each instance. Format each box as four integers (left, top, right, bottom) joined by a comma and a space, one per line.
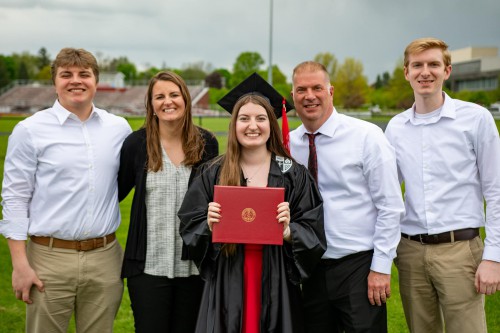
217, 72, 294, 119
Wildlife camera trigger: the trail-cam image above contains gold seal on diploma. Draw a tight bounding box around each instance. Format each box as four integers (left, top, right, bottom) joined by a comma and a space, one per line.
241, 208, 256, 222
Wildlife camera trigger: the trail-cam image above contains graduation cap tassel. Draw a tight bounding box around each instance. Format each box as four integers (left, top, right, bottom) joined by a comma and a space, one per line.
281, 97, 290, 153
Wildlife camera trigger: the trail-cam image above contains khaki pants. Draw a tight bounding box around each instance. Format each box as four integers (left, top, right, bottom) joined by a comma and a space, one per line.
26, 239, 124, 333
395, 236, 487, 333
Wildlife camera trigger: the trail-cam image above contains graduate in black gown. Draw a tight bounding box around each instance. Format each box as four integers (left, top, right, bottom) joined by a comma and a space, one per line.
178, 73, 326, 333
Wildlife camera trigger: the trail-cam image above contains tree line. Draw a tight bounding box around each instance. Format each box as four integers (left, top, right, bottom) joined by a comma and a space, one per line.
1, 47, 499, 110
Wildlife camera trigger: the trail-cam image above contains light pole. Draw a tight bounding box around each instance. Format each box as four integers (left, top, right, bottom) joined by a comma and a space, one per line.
268, 0, 273, 85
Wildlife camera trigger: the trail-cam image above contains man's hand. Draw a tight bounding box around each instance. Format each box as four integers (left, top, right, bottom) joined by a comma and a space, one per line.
475, 260, 500, 295
8, 239, 44, 304
367, 270, 391, 306
12, 263, 44, 304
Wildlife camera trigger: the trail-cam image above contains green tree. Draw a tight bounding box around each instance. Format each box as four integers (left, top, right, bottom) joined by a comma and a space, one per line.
178, 61, 207, 84
11, 52, 37, 80
105, 56, 139, 82
2, 55, 16, 83
138, 67, 163, 82
334, 57, 369, 109
374, 75, 383, 89
374, 71, 390, 89
205, 71, 223, 89
260, 64, 287, 86
231, 52, 264, 88
0, 56, 11, 88
369, 88, 391, 108
468, 91, 490, 106
382, 72, 390, 86
18, 62, 29, 81
314, 52, 338, 83
37, 47, 51, 69
215, 68, 231, 88
35, 65, 52, 81
209, 87, 229, 108
387, 63, 414, 109
116, 62, 137, 81
259, 65, 291, 101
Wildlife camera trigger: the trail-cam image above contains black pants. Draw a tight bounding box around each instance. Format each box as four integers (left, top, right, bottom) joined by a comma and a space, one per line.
302, 250, 387, 333
127, 273, 204, 333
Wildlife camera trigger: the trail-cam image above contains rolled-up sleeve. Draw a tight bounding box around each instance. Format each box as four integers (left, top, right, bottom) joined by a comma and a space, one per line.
1, 124, 36, 240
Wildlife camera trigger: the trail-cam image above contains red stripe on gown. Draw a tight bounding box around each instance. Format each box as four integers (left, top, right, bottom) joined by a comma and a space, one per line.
242, 244, 263, 333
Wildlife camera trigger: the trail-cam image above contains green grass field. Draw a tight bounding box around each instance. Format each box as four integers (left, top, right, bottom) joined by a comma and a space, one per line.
0, 115, 499, 332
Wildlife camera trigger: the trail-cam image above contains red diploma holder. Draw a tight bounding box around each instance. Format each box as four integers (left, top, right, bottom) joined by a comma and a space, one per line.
212, 185, 285, 245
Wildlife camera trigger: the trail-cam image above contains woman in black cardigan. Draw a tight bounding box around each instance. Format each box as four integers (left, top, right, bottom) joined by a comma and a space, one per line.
118, 71, 218, 333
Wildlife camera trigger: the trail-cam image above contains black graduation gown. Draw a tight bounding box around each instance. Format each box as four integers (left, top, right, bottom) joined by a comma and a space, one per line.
178, 155, 326, 333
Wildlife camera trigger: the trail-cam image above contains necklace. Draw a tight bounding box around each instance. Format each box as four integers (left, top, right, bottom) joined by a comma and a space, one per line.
241, 159, 268, 183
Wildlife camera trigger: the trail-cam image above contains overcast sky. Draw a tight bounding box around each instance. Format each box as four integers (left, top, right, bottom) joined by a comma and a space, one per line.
1, 0, 499, 84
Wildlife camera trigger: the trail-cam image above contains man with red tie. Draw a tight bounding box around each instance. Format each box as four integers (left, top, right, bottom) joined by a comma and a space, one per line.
289, 61, 404, 333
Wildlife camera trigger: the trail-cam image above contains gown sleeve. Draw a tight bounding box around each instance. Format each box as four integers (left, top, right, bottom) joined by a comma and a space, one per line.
283, 163, 326, 283
178, 162, 220, 278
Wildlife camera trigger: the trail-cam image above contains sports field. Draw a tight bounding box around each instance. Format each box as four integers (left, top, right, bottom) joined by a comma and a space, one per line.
0, 115, 499, 332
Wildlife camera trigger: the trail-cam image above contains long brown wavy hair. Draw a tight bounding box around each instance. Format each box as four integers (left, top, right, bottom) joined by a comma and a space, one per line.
144, 71, 205, 171
218, 94, 292, 255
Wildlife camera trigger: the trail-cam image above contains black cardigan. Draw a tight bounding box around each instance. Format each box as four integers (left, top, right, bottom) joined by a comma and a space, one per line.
118, 127, 219, 278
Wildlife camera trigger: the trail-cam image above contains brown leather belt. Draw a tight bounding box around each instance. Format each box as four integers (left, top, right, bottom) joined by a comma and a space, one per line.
401, 228, 479, 245
30, 233, 116, 251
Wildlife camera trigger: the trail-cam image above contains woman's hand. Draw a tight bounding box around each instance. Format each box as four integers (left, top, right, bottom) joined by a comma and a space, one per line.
277, 202, 291, 241
207, 202, 221, 232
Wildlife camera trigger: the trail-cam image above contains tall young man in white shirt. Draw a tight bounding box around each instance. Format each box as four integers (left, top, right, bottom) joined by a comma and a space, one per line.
385, 37, 500, 333
290, 61, 404, 332
1, 48, 132, 333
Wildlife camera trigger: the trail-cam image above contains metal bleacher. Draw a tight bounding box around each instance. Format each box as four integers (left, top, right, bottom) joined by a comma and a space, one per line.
0, 82, 220, 116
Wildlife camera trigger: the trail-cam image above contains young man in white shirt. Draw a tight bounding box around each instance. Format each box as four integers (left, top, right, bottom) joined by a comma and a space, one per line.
1, 48, 132, 333
290, 61, 404, 332
385, 37, 500, 333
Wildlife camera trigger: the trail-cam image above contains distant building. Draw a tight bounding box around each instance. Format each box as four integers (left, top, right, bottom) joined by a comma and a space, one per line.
98, 72, 126, 89
448, 47, 500, 92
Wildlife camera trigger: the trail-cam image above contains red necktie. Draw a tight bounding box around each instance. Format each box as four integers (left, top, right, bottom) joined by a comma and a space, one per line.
306, 133, 320, 185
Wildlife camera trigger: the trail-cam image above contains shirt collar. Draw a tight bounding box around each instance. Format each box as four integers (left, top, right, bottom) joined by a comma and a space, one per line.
406, 92, 456, 125
297, 107, 339, 140
52, 100, 102, 125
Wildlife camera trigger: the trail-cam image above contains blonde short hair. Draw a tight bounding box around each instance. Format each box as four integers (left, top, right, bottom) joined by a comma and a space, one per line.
404, 37, 451, 68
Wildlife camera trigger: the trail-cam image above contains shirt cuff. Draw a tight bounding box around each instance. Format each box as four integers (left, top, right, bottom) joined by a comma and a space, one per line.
0, 218, 29, 240
482, 246, 500, 263
370, 255, 393, 275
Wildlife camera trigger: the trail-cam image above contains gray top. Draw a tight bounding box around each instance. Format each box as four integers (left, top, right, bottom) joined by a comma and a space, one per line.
144, 148, 198, 277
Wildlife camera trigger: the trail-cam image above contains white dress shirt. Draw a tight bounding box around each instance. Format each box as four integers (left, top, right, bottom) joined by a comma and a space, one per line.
1, 100, 132, 241
290, 109, 404, 274
385, 93, 500, 262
